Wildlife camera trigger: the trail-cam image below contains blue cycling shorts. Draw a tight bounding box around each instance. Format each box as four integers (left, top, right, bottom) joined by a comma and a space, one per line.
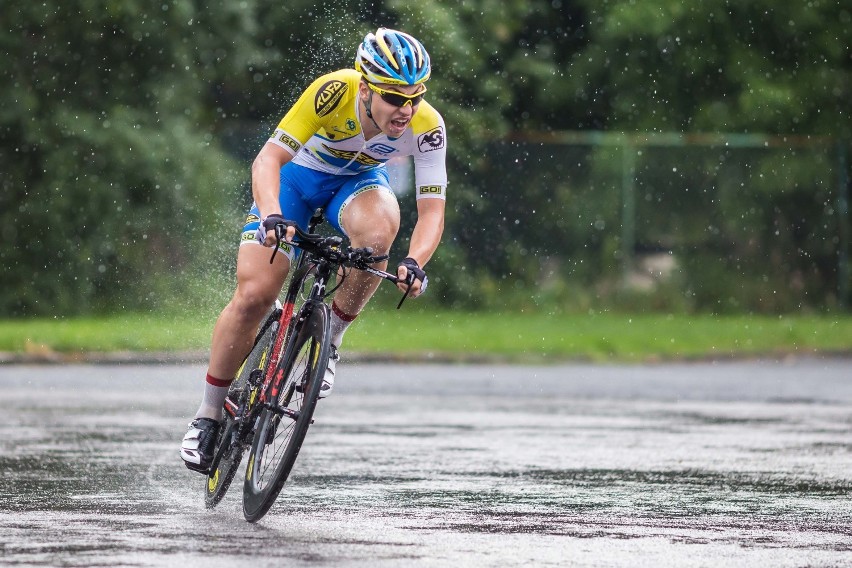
239, 162, 395, 261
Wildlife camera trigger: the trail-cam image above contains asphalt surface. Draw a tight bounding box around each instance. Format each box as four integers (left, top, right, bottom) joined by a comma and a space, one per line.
1, 359, 850, 567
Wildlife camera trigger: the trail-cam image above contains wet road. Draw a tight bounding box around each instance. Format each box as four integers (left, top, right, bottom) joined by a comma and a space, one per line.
1, 359, 851, 567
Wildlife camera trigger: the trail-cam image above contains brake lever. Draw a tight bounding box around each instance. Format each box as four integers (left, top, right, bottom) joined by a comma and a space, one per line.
396, 272, 415, 309
269, 234, 280, 264
268, 222, 291, 264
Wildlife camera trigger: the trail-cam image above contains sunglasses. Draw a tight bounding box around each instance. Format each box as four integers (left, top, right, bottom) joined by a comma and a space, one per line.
366, 82, 427, 107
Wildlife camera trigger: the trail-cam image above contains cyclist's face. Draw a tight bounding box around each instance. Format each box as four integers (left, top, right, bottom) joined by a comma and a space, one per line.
360, 82, 424, 137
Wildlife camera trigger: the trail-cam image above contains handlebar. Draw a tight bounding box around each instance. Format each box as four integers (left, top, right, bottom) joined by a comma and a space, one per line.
268, 220, 416, 309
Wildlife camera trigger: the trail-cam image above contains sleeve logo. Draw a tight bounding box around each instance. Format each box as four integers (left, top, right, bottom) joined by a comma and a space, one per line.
417, 126, 445, 152
278, 132, 301, 152
315, 80, 348, 118
419, 185, 444, 195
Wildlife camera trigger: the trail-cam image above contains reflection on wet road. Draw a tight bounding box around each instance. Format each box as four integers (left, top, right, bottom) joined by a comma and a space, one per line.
1, 360, 850, 567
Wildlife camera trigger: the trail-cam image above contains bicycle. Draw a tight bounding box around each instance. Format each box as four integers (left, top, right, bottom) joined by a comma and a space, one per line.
203, 209, 413, 522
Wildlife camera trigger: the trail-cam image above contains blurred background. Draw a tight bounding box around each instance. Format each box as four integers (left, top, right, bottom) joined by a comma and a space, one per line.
2, 0, 850, 319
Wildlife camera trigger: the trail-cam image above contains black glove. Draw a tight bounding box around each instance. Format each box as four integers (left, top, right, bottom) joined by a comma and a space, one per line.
256, 214, 292, 243
398, 257, 428, 294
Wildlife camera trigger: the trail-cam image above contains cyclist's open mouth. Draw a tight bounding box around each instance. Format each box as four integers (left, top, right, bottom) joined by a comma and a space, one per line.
390, 118, 409, 130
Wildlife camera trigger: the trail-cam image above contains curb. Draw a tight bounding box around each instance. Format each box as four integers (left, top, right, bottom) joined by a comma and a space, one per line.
0, 350, 210, 366
0, 350, 521, 366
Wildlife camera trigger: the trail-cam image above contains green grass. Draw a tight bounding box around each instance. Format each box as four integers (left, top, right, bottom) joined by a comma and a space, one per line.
2, 309, 851, 362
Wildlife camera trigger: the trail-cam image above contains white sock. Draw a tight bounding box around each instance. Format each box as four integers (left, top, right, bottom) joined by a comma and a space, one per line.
194, 373, 231, 420
330, 301, 358, 348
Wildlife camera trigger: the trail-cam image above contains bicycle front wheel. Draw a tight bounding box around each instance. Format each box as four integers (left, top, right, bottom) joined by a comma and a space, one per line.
205, 306, 281, 509
242, 303, 330, 522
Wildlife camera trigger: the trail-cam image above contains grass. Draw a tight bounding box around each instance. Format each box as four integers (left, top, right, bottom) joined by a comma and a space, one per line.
2, 309, 851, 362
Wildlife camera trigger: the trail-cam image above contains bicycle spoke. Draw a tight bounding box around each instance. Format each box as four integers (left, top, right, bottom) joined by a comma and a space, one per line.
251, 337, 314, 488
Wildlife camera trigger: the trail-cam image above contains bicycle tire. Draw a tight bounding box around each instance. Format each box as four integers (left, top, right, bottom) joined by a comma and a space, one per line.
242, 303, 330, 522
205, 306, 281, 509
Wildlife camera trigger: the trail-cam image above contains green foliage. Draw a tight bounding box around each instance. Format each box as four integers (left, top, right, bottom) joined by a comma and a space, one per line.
1, 0, 849, 317
1, 1, 246, 316
565, 0, 851, 136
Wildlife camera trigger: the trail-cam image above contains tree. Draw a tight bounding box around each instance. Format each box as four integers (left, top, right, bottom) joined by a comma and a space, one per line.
562, 0, 851, 136
0, 1, 259, 315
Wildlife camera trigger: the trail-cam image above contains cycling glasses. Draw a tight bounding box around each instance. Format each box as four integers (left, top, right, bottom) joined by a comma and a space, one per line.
366, 82, 427, 107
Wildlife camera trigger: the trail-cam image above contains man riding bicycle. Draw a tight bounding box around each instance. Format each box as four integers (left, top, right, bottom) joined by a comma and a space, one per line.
181, 28, 447, 473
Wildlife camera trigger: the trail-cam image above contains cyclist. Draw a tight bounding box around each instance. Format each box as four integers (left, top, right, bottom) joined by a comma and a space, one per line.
181, 28, 447, 473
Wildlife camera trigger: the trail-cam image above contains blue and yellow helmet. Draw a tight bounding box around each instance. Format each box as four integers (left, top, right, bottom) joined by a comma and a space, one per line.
355, 28, 431, 86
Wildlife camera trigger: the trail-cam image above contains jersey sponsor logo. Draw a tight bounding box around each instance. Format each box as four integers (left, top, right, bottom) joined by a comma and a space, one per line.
319, 144, 383, 167
367, 142, 397, 155
278, 132, 301, 152
419, 185, 444, 195
417, 126, 445, 152
314, 80, 348, 118
244, 213, 260, 225
328, 123, 358, 140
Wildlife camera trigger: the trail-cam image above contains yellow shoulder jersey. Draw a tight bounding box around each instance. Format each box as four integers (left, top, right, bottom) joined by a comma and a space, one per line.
268, 69, 447, 200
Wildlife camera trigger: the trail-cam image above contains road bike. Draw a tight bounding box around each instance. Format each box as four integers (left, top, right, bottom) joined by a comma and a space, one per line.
203, 209, 412, 522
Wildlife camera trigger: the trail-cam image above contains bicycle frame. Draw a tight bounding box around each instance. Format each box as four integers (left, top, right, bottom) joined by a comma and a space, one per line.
255, 231, 323, 408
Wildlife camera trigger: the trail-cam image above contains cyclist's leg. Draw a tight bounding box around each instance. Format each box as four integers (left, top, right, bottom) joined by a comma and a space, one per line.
183, 244, 289, 472
204, 165, 316, 403
331, 183, 400, 314
206, 243, 291, 390
321, 172, 400, 388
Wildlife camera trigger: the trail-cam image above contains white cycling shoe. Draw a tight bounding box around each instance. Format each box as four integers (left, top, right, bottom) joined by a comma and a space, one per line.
318, 346, 340, 399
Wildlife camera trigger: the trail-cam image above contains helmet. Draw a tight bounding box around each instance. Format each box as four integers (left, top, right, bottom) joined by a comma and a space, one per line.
355, 28, 431, 86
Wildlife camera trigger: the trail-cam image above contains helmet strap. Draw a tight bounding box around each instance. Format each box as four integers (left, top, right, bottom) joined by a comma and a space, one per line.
364, 92, 381, 131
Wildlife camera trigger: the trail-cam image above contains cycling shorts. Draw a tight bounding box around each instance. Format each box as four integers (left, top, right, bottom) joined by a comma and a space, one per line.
240, 162, 395, 262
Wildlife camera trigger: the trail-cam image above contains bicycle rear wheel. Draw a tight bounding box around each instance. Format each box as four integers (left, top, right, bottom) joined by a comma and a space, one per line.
242, 303, 329, 522
205, 306, 281, 509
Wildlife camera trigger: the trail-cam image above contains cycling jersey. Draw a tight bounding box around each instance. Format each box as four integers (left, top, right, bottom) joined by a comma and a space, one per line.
267, 69, 447, 201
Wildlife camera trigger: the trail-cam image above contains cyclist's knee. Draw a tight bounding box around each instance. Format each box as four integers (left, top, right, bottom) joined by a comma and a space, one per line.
341, 188, 399, 252
231, 280, 279, 322
347, 214, 399, 253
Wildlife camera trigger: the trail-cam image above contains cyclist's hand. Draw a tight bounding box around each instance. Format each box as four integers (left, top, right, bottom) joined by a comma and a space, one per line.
396, 257, 428, 298
256, 214, 295, 247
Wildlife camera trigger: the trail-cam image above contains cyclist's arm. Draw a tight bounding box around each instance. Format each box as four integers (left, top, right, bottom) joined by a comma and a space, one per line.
407, 198, 445, 266
251, 142, 294, 245
397, 198, 445, 296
